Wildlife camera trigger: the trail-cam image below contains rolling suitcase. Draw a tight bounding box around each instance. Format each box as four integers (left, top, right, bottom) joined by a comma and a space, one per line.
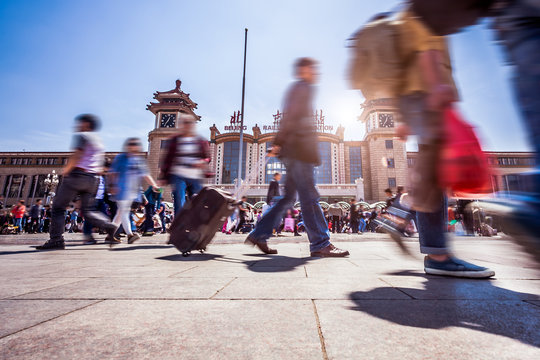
168, 153, 269, 256
169, 187, 236, 256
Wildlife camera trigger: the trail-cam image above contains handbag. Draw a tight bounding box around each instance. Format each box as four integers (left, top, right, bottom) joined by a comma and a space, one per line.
438, 107, 492, 195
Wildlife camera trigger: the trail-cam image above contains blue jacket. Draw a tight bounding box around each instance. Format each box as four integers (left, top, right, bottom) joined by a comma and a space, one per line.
111, 153, 149, 201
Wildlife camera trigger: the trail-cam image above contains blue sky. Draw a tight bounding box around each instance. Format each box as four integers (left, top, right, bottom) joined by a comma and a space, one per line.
0, 0, 530, 153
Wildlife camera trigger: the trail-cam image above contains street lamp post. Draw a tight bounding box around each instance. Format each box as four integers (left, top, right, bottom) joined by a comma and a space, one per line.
44, 170, 59, 205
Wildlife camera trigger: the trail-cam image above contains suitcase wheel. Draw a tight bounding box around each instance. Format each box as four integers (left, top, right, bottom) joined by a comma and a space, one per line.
182, 251, 191, 257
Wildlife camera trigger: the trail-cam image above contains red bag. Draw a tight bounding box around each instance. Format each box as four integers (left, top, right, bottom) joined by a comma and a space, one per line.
438, 108, 492, 195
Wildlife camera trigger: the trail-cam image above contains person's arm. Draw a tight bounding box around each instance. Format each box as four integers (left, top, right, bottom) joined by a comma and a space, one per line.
158, 135, 177, 183
272, 83, 309, 156
143, 174, 160, 191
419, 49, 456, 112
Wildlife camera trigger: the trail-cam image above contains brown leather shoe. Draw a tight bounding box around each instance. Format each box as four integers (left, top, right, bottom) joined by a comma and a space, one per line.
310, 244, 349, 257
244, 236, 278, 255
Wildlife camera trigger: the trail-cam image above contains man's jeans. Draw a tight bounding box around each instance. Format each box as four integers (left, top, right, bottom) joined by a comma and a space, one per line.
50, 171, 112, 242
249, 158, 331, 252
14, 218, 22, 233
359, 218, 366, 232
171, 175, 202, 215
400, 94, 448, 255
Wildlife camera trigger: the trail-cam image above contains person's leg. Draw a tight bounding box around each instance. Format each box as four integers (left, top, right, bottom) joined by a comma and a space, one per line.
186, 177, 203, 199
112, 200, 132, 234
49, 175, 79, 242
14, 218, 22, 234
351, 220, 359, 234
416, 194, 448, 255
292, 160, 331, 253
143, 204, 155, 234
171, 175, 188, 215
78, 175, 115, 233
400, 95, 493, 277
249, 162, 297, 243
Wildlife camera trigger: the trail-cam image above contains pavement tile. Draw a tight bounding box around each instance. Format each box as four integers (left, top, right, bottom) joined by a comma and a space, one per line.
0, 300, 99, 338
0, 300, 322, 360
35, 266, 194, 278
0, 278, 87, 300
11, 277, 235, 300
173, 265, 308, 278
315, 299, 540, 360
379, 276, 540, 300
214, 277, 410, 300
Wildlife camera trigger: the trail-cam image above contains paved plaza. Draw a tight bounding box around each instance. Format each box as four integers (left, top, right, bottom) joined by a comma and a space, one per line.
0, 232, 539, 359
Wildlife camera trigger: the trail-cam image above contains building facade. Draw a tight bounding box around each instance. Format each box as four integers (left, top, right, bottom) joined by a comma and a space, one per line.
0, 82, 535, 206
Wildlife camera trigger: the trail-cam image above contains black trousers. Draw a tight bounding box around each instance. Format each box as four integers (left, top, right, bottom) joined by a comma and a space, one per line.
331, 216, 341, 233
50, 171, 112, 242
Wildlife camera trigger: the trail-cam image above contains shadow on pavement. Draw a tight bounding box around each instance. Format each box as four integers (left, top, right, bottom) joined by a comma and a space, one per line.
348, 271, 540, 347
156, 253, 224, 262
243, 255, 313, 273
110, 245, 174, 251
0, 249, 40, 256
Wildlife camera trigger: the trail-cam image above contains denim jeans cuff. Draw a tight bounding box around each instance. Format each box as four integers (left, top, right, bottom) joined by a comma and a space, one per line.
420, 245, 448, 255
247, 231, 269, 244
309, 240, 331, 253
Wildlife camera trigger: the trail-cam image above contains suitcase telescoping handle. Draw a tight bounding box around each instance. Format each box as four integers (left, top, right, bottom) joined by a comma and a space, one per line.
233, 151, 271, 200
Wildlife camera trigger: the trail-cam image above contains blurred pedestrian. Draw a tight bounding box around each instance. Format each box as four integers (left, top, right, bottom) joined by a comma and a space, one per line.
234, 196, 249, 233
387, 6, 494, 277
409, 0, 540, 262
349, 198, 360, 234
141, 186, 162, 236
109, 137, 159, 244
37, 114, 117, 250
11, 200, 25, 234
158, 113, 210, 215
267, 172, 281, 205
328, 201, 343, 234
246, 58, 349, 257
82, 158, 111, 244
29, 199, 42, 234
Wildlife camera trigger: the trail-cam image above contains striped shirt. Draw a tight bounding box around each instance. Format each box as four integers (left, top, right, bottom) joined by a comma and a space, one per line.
171, 136, 203, 179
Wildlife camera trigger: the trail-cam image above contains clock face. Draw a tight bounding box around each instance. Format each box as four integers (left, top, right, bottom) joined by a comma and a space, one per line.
160, 114, 176, 128
378, 113, 394, 128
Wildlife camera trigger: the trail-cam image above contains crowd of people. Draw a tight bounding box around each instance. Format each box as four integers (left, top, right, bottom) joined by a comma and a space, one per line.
1, 0, 538, 279
0, 191, 175, 238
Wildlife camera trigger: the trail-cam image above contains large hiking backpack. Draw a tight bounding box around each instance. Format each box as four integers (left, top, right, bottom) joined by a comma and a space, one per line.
348, 14, 403, 100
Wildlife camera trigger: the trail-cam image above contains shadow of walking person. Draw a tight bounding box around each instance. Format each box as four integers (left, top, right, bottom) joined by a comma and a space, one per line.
348, 271, 540, 348
242, 255, 312, 273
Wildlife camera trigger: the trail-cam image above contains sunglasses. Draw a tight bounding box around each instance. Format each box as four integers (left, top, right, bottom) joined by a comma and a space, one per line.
128, 143, 141, 146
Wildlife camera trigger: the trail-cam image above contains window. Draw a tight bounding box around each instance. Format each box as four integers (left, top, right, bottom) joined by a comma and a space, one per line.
385, 140, 393, 149
0, 158, 6, 165
4, 174, 26, 198
349, 146, 362, 182
388, 177, 396, 188
315, 142, 332, 184
221, 141, 247, 184
387, 158, 395, 169
503, 174, 521, 192
28, 174, 48, 198
160, 140, 171, 149
265, 143, 286, 183
407, 158, 416, 168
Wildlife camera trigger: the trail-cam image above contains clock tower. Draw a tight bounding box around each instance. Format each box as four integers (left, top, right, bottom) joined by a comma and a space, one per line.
359, 98, 408, 201
146, 80, 199, 183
